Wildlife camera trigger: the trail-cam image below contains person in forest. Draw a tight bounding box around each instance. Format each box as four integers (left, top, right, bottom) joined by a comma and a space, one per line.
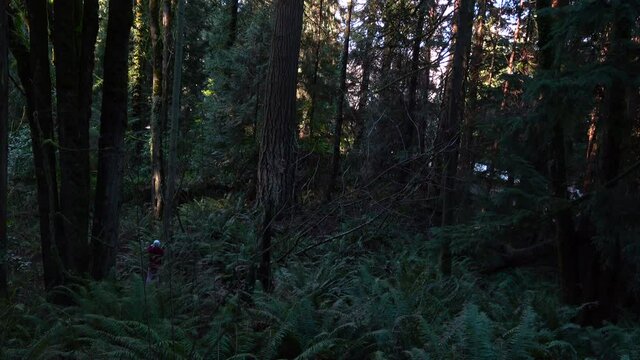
146, 239, 164, 284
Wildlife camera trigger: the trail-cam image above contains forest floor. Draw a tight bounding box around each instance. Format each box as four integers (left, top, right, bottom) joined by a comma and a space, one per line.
2, 188, 640, 359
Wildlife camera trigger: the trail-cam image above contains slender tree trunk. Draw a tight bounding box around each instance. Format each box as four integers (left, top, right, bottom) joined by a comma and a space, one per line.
91, 0, 134, 280
227, 0, 239, 48
327, 0, 353, 199
501, 0, 525, 109
583, 86, 605, 193
257, 0, 304, 291
0, 0, 8, 298
53, 0, 97, 275
437, 0, 475, 276
79, 0, 99, 136
24, 0, 65, 289
353, 1, 375, 148
131, 0, 150, 138
150, 0, 165, 220
307, 0, 323, 139
406, 0, 427, 153
162, 0, 186, 243
419, 4, 434, 156
460, 0, 487, 173
161, 0, 172, 134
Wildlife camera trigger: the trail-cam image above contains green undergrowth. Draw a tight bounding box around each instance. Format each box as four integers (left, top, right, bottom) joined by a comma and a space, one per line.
1, 198, 639, 359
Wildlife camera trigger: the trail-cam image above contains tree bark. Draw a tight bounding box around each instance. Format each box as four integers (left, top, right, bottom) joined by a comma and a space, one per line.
257, 0, 304, 291
460, 0, 487, 173
437, 0, 475, 276
406, 0, 428, 154
578, 8, 633, 325
22, 0, 65, 290
307, 0, 323, 139
327, 0, 353, 199
353, 1, 375, 148
150, 0, 165, 220
53, 0, 97, 275
91, 0, 133, 280
162, 0, 185, 243
0, 0, 8, 298
501, 0, 525, 109
226, 0, 239, 48
131, 0, 150, 138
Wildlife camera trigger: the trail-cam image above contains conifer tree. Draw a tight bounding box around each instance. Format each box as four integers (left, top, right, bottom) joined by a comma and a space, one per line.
0, 0, 8, 298
257, 0, 304, 290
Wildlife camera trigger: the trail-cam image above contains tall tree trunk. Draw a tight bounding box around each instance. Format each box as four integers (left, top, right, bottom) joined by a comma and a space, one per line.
23, 0, 65, 289
0, 0, 8, 298
460, 0, 487, 173
226, 0, 239, 48
501, 0, 525, 109
327, 0, 353, 199
307, 0, 323, 139
131, 0, 150, 140
150, 0, 164, 220
53, 0, 97, 275
536, 0, 577, 304
161, 0, 172, 140
162, 0, 185, 243
579, 9, 633, 325
79, 0, 99, 137
257, 0, 304, 291
91, 0, 133, 280
406, 0, 428, 154
353, 1, 375, 148
437, 0, 475, 276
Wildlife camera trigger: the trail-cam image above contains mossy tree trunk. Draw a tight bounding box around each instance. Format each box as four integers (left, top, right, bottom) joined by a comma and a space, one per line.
0, 0, 8, 298
150, 0, 165, 220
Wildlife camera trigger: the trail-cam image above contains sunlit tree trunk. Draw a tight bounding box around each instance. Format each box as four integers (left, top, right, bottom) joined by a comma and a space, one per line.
257, 0, 304, 291
437, 0, 475, 276
161, 0, 172, 136
501, 0, 525, 109
150, 0, 165, 220
131, 0, 150, 143
327, 0, 354, 199
0, 0, 8, 298
91, 0, 134, 280
579, 9, 633, 325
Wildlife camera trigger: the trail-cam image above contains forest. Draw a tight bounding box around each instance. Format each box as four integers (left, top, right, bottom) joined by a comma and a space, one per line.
1, 0, 640, 358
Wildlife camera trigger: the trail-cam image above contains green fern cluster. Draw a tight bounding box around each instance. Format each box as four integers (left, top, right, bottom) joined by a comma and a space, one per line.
3, 200, 640, 359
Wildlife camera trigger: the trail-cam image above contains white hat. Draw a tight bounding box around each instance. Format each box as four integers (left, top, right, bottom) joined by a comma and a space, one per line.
152, 240, 161, 247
